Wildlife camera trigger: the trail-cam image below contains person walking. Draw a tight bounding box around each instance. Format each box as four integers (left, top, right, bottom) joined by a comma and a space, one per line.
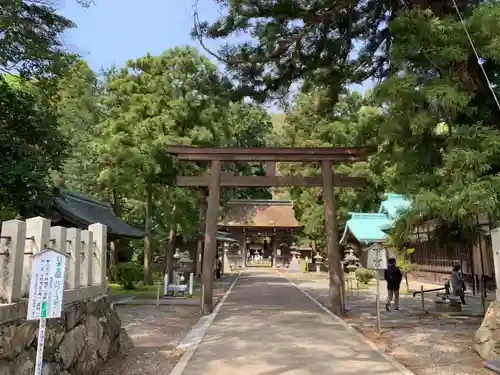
385, 257, 403, 311
215, 254, 222, 280
451, 264, 467, 305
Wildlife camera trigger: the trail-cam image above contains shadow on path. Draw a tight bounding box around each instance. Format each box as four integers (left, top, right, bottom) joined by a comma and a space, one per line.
180, 270, 411, 375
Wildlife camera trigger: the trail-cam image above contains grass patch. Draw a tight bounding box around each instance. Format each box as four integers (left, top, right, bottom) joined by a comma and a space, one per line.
108, 283, 162, 298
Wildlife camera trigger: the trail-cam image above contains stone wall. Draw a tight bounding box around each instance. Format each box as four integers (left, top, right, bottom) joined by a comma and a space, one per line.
0, 295, 131, 375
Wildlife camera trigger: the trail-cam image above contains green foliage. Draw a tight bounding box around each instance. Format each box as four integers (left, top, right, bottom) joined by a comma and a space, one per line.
277, 90, 386, 248
0, 1, 77, 79
195, 0, 500, 237
118, 262, 144, 290
355, 268, 376, 284
0, 75, 66, 217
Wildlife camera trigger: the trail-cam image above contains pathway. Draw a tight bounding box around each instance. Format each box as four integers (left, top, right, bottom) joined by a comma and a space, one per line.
177, 270, 412, 375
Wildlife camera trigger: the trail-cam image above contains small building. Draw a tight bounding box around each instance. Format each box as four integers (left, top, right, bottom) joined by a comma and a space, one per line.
218, 199, 303, 268
51, 190, 144, 240
340, 193, 410, 264
340, 192, 495, 288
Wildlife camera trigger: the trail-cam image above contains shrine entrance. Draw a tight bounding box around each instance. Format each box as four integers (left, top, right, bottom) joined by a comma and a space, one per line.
167, 146, 372, 315
218, 199, 303, 269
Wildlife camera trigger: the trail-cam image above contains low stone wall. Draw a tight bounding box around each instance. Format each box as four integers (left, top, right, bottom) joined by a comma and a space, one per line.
0, 295, 131, 375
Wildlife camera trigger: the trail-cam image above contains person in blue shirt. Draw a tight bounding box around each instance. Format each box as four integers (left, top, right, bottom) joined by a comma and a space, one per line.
385, 258, 403, 311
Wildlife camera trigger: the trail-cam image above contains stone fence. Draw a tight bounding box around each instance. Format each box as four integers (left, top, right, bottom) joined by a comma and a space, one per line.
0, 216, 129, 375
0, 217, 107, 313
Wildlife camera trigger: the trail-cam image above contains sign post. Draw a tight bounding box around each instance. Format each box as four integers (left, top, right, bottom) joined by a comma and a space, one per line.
27, 248, 67, 375
365, 243, 388, 335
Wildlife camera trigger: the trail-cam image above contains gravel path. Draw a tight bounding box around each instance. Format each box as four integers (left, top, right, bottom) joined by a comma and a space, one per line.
99, 305, 201, 375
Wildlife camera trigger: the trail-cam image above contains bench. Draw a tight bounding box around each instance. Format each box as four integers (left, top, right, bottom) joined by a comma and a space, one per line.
485, 360, 500, 373
165, 284, 188, 297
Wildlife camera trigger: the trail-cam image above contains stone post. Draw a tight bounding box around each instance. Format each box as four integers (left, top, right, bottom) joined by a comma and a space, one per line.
89, 223, 107, 289
240, 231, 247, 268
223, 242, 231, 274
66, 227, 81, 290
81, 230, 93, 286
272, 232, 277, 268
24, 217, 51, 296
491, 228, 500, 302
0, 220, 26, 302
50, 226, 68, 288
474, 227, 500, 359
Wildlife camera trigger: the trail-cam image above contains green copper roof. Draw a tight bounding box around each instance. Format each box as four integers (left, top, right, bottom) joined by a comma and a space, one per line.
340, 193, 411, 245
378, 193, 411, 220
340, 213, 392, 244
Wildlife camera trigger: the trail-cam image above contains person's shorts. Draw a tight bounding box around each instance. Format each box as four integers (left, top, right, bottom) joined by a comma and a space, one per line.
387, 285, 400, 291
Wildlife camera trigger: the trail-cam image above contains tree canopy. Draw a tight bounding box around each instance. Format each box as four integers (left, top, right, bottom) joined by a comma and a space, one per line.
4, 0, 500, 303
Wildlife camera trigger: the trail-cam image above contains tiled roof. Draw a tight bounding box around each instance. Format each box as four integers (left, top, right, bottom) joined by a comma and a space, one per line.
378, 193, 411, 220
340, 193, 411, 245
53, 191, 144, 239
340, 213, 392, 244
219, 200, 302, 228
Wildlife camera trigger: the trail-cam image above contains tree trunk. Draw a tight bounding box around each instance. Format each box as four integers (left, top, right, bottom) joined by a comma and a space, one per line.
405, 272, 410, 294
109, 189, 121, 282
165, 205, 177, 284
143, 183, 154, 285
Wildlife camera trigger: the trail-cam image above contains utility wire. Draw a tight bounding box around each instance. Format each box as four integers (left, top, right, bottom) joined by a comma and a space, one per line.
451, 0, 500, 112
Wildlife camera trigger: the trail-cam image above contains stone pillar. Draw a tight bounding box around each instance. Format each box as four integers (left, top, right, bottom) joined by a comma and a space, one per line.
0, 220, 26, 303
241, 231, 247, 268
223, 242, 231, 274
474, 227, 500, 359
66, 228, 81, 290
89, 223, 107, 289
81, 230, 93, 287
492, 228, 500, 302
272, 234, 277, 268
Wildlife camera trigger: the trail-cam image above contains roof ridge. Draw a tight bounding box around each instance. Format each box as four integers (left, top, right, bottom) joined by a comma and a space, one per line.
348, 212, 388, 219
59, 190, 113, 210
227, 199, 293, 206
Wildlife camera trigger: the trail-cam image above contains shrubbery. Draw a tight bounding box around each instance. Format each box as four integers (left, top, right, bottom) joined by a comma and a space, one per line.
355, 268, 376, 284
118, 262, 143, 289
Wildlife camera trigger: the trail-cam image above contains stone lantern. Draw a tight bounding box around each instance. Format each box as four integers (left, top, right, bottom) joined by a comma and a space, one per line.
344, 248, 359, 273
314, 253, 323, 273
173, 249, 193, 284
343, 247, 359, 297
289, 243, 301, 272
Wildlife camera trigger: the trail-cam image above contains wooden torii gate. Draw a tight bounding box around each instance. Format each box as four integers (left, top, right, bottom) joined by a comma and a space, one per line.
167, 146, 372, 315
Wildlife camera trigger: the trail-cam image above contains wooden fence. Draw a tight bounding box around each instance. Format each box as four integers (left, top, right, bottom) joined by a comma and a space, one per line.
0, 216, 107, 305
410, 235, 496, 290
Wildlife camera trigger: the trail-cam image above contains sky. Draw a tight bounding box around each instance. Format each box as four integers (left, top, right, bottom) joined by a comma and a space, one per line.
59, 0, 369, 102
59, 0, 242, 71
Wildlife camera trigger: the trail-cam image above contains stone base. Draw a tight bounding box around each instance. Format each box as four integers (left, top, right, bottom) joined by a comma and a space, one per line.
0, 295, 130, 375
434, 298, 462, 313
475, 301, 500, 360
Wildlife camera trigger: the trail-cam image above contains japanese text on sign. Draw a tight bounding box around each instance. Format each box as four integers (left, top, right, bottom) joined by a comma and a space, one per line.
27, 249, 67, 320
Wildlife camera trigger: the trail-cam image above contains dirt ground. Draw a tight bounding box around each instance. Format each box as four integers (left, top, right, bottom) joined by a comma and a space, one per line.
345, 313, 489, 375
287, 273, 492, 375
99, 305, 201, 375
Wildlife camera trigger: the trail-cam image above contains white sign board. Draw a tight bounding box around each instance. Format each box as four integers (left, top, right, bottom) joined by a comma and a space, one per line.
366, 244, 388, 270
27, 249, 67, 320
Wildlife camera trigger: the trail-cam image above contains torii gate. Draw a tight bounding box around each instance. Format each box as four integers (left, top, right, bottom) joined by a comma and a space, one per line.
167, 146, 372, 315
